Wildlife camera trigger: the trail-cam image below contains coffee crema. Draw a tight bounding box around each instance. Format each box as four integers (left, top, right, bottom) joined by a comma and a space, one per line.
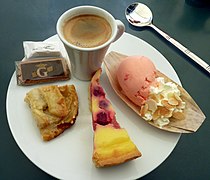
63, 14, 112, 48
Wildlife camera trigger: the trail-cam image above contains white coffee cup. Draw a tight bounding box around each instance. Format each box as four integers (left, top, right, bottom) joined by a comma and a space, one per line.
56, 6, 125, 80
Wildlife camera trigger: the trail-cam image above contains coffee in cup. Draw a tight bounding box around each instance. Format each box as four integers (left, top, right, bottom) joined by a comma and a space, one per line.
63, 14, 112, 48
57, 6, 125, 80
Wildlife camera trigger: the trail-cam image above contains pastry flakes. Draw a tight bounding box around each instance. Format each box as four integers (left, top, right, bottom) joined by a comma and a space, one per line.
25, 84, 78, 141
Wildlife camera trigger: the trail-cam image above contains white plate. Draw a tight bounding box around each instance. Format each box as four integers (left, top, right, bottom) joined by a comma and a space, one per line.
6, 33, 181, 180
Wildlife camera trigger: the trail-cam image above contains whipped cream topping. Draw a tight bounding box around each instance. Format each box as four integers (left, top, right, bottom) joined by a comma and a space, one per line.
140, 77, 186, 127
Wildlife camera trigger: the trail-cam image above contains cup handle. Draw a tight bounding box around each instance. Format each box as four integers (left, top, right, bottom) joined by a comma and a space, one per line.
112, 20, 125, 42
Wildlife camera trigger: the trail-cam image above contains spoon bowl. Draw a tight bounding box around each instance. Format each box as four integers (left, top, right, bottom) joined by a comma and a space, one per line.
125, 2, 153, 27
125, 2, 210, 74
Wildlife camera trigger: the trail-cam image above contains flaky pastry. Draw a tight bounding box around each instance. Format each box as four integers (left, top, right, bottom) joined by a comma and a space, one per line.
25, 84, 78, 141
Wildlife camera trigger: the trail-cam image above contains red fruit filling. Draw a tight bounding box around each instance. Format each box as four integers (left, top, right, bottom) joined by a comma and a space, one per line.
99, 100, 108, 109
96, 111, 110, 125
93, 86, 105, 97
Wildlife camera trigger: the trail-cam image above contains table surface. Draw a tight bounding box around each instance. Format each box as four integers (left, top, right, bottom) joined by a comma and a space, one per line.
1, 0, 210, 179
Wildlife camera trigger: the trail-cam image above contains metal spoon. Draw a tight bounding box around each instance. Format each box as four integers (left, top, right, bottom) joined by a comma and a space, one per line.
125, 2, 210, 74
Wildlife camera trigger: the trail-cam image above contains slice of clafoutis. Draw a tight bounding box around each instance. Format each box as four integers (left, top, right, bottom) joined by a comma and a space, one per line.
104, 51, 206, 133
89, 68, 141, 167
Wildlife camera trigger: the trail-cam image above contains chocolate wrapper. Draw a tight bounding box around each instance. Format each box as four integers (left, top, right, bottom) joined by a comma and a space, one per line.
23, 41, 62, 59
16, 57, 70, 86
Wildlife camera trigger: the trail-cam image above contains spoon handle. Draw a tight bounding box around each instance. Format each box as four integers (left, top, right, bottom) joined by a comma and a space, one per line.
150, 24, 210, 74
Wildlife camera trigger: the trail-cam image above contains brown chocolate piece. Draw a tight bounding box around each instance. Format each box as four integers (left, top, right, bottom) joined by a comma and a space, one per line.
16, 58, 70, 86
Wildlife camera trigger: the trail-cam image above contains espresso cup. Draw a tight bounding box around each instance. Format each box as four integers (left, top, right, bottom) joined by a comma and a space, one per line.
56, 6, 125, 80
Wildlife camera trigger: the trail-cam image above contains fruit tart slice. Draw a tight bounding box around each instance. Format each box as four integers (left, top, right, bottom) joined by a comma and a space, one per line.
89, 68, 141, 167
